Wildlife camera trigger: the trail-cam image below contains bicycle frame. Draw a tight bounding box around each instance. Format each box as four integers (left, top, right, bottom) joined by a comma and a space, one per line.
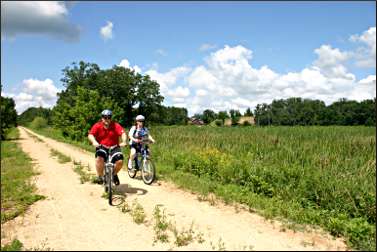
101, 144, 120, 205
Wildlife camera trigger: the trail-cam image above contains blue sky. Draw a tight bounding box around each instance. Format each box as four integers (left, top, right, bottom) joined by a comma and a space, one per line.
1, 1, 376, 115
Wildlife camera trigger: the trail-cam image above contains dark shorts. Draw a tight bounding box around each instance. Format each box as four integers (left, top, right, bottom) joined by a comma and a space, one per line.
130, 143, 142, 153
130, 143, 150, 155
95, 146, 123, 163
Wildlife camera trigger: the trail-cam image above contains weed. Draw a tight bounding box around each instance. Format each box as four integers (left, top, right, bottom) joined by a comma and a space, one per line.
1, 239, 23, 251
72, 161, 96, 184
153, 205, 170, 244
130, 199, 146, 224
50, 149, 71, 163
170, 222, 195, 247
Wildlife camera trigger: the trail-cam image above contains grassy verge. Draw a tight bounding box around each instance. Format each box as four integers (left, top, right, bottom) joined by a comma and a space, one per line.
1, 128, 46, 224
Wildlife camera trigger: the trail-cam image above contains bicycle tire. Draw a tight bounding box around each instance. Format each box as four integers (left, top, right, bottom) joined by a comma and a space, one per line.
108, 166, 113, 205
127, 160, 137, 178
141, 159, 155, 185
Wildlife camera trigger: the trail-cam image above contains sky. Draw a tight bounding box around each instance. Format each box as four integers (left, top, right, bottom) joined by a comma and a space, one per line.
1, 1, 376, 116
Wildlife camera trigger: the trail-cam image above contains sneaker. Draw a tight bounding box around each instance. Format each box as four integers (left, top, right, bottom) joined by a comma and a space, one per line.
113, 174, 120, 186
128, 159, 133, 170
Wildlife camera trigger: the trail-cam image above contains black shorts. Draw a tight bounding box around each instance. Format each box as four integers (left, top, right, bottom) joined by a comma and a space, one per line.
95, 146, 124, 163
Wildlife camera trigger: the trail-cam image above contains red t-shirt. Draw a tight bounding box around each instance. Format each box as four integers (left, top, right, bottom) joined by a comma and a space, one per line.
89, 121, 125, 147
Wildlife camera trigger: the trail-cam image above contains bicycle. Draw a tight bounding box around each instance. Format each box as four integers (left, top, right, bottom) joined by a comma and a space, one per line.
127, 138, 156, 185
99, 144, 122, 205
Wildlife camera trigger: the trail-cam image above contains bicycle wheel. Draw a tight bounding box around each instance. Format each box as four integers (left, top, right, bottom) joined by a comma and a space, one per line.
108, 166, 113, 205
127, 157, 138, 178
141, 158, 155, 185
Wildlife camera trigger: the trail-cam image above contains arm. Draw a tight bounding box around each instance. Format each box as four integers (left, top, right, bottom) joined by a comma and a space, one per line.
148, 134, 155, 143
119, 132, 128, 147
88, 134, 100, 147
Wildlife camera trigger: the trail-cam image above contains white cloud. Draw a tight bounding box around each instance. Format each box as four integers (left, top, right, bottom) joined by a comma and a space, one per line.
313, 45, 351, 78
145, 66, 191, 95
100, 21, 113, 40
147, 41, 375, 116
118, 59, 142, 74
167, 86, 190, 98
196, 89, 208, 97
199, 43, 217, 51
4, 78, 61, 114
1, 1, 80, 41
350, 27, 376, 68
348, 75, 376, 101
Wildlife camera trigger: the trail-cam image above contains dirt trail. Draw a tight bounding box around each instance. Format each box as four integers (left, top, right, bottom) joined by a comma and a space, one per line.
1, 126, 348, 251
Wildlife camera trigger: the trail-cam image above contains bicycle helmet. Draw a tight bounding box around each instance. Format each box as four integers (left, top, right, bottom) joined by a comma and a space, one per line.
101, 109, 112, 117
135, 115, 145, 121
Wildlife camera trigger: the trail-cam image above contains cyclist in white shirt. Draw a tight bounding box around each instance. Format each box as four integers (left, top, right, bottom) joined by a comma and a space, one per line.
128, 115, 155, 170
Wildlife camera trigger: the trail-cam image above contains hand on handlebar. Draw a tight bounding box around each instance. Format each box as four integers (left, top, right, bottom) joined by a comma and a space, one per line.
119, 142, 127, 147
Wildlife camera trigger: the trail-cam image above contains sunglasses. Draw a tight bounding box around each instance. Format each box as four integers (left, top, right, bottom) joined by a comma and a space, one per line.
102, 116, 112, 120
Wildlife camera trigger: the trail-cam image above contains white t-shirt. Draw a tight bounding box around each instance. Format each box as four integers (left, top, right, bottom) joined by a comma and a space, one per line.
128, 126, 149, 145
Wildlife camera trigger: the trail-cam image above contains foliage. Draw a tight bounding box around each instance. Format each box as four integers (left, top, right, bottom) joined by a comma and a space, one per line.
150, 106, 188, 125
52, 86, 122, 141
54, 61, 163, 128
244, 107, 253, 117
30, 117, 48, 129
202, 109, 217, 124
18, 107, 52, 126
0, 96, 17, 140
1, 239, 23, 251
254, 97, 376, 126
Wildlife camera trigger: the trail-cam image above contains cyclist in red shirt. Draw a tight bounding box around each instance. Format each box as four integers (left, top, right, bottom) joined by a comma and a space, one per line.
88, 109, 127, 185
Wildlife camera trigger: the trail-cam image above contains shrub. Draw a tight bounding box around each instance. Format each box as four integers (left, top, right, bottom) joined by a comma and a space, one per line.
30, 117, 47, 129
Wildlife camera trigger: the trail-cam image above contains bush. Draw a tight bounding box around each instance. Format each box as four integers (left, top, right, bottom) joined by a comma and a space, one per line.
210, 119, 223, 127
243, 121, 252, 126
215, 120, 223, 126
30, 117, 47, 129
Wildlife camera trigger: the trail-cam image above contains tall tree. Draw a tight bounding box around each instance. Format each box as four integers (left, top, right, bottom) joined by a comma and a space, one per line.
1, 96, 17, 139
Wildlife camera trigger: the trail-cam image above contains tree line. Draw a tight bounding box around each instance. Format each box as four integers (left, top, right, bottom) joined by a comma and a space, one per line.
254, 97, 376, 126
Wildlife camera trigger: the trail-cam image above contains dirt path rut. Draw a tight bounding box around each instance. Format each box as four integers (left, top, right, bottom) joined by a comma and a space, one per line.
1, 127, 348, 251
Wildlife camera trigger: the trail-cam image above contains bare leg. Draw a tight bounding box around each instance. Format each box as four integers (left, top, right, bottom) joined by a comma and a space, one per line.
114, 160, 123, 174
128, 148, 136, 168
96, 156, 105, 176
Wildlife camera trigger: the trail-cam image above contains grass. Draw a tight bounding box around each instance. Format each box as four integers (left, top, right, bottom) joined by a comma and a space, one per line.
152, 205, 206, 247
153, 205, 170, 244
1, 239, 23, 251
130, 199, 147, 224
152, 125, 376, 251
25, 125, 376, 250
0, 238, 53, 251
1, 128, 46, 224
72, 161, 96, 184
50, 149, 71, 163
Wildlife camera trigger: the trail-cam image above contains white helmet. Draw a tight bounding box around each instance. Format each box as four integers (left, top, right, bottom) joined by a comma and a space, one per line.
135, 115, 145, 121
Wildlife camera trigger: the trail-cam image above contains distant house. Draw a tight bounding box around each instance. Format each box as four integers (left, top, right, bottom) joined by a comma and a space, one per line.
224, 116, 255, 126
188, 117, 204, 125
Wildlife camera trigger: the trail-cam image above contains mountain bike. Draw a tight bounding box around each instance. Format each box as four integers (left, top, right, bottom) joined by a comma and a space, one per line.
127, 139, 156, 185
100, 144, 122, 205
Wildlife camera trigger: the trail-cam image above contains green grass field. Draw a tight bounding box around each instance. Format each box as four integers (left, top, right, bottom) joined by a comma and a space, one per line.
1, 128, 45, 224
27, 125, 376, 250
